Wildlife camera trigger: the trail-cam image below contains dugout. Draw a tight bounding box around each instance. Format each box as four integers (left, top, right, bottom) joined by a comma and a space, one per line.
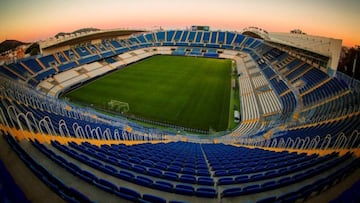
234, 110, 240, 123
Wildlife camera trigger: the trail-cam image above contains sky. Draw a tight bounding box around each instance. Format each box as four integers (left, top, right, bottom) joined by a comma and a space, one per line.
0, 0, 359, 47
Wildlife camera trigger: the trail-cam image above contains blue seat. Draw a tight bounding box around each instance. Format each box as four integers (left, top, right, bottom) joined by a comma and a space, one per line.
94, 178, 117, 193
115, 187, 141, 202
134, 176, 153, 187
262, 181, 278, 191
116, 170, 135, 182
129, 157, 142, 163
240, 184, 262, 195
195, 187, 217, 198
61, 192, 81, 203
172, 161, 183, 167
264, 170, 278, 178
103, 165, 117, 175
182, 167, 196, 175
218, 177, 235, 185
241, 167, 254, 173
184, 163, 195, 168
278, 168, 288, 174
163, 171, 178, 181
179, 174, 196, 184
160, 158, 172, 165
223, 163, 235, 170
77, 153, 89, 161
197, 169, 210, 176
168, 165, 182, 173
251, 173, 264, 181
79, 170, 98, 183
65, 162, 81, 174
147, 168, 162, 178
228, 168, 241, 175
142, 194, 167, 203
277, 191, 302, 203
198, 177, 214, 186
278, 177, 293, 186
118, 160, 132, 169
152, 180, 173, 192
141, 160, 154, 167
222, 187, 242, 197
169, 201, 189, 203
133, 165, 147, 174
214, 170, 227, 177
106, 156, 119, 165
235, 175, 249, 183
41, 175, 59, 191
174, 184, 194, 196
211, 164, 222, 171
155, 162, 168, 170
66, 187, 93, 203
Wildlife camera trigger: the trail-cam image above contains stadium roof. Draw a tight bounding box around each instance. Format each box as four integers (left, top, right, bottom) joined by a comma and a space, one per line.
267, 32, 342, 71
40, 29, 143, 51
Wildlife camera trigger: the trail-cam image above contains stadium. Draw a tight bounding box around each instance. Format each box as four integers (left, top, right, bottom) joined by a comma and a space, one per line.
0, 25, 359, 203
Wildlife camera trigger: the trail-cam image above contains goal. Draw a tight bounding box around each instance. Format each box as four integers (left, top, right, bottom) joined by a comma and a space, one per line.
107, 100, 130, 113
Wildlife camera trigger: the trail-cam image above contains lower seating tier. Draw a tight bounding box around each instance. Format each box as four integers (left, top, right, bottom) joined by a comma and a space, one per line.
2, 132, 359, 203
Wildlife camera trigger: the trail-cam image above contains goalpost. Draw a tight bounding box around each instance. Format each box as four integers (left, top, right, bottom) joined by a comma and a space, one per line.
107, 99, 130, 113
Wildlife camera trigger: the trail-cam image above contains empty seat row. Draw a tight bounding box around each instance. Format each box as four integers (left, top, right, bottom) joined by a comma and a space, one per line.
52, 141, 215, 188
4, 134, 93, 203
32, 139, 216, 201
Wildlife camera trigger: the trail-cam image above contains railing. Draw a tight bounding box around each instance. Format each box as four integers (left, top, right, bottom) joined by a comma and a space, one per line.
232, 130, 360, 150
335, 71, 360, 93
1, 98, 359, 149
0, 103, 165, 142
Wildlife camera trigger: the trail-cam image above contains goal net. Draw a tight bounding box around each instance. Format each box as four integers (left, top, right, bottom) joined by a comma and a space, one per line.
107, 100, 130, 113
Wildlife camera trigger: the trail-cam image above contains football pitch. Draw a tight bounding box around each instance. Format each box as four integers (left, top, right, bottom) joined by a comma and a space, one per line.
63, 55, 232, 131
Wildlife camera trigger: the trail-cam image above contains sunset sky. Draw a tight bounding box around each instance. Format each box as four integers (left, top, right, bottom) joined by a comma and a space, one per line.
0, 0, 359, 47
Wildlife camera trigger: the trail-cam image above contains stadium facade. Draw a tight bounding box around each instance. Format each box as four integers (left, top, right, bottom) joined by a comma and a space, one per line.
0, 27, 359, 203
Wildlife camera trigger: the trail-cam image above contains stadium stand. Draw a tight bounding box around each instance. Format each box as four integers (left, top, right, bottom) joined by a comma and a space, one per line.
75, 47, 92, 57
0, 65, 24, 80
187, 31, 196, 42
38, 54, 58, 69
22, 58, 44, 73
0, 29, 359, 203
195, 31, 203, 43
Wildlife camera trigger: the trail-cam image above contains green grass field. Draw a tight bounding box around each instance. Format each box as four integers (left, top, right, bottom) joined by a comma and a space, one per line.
63, 55, 232, 131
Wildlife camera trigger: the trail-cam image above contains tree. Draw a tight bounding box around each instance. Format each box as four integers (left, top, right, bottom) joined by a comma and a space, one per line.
338, 47, 360, 80
25, 43, 40, 56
